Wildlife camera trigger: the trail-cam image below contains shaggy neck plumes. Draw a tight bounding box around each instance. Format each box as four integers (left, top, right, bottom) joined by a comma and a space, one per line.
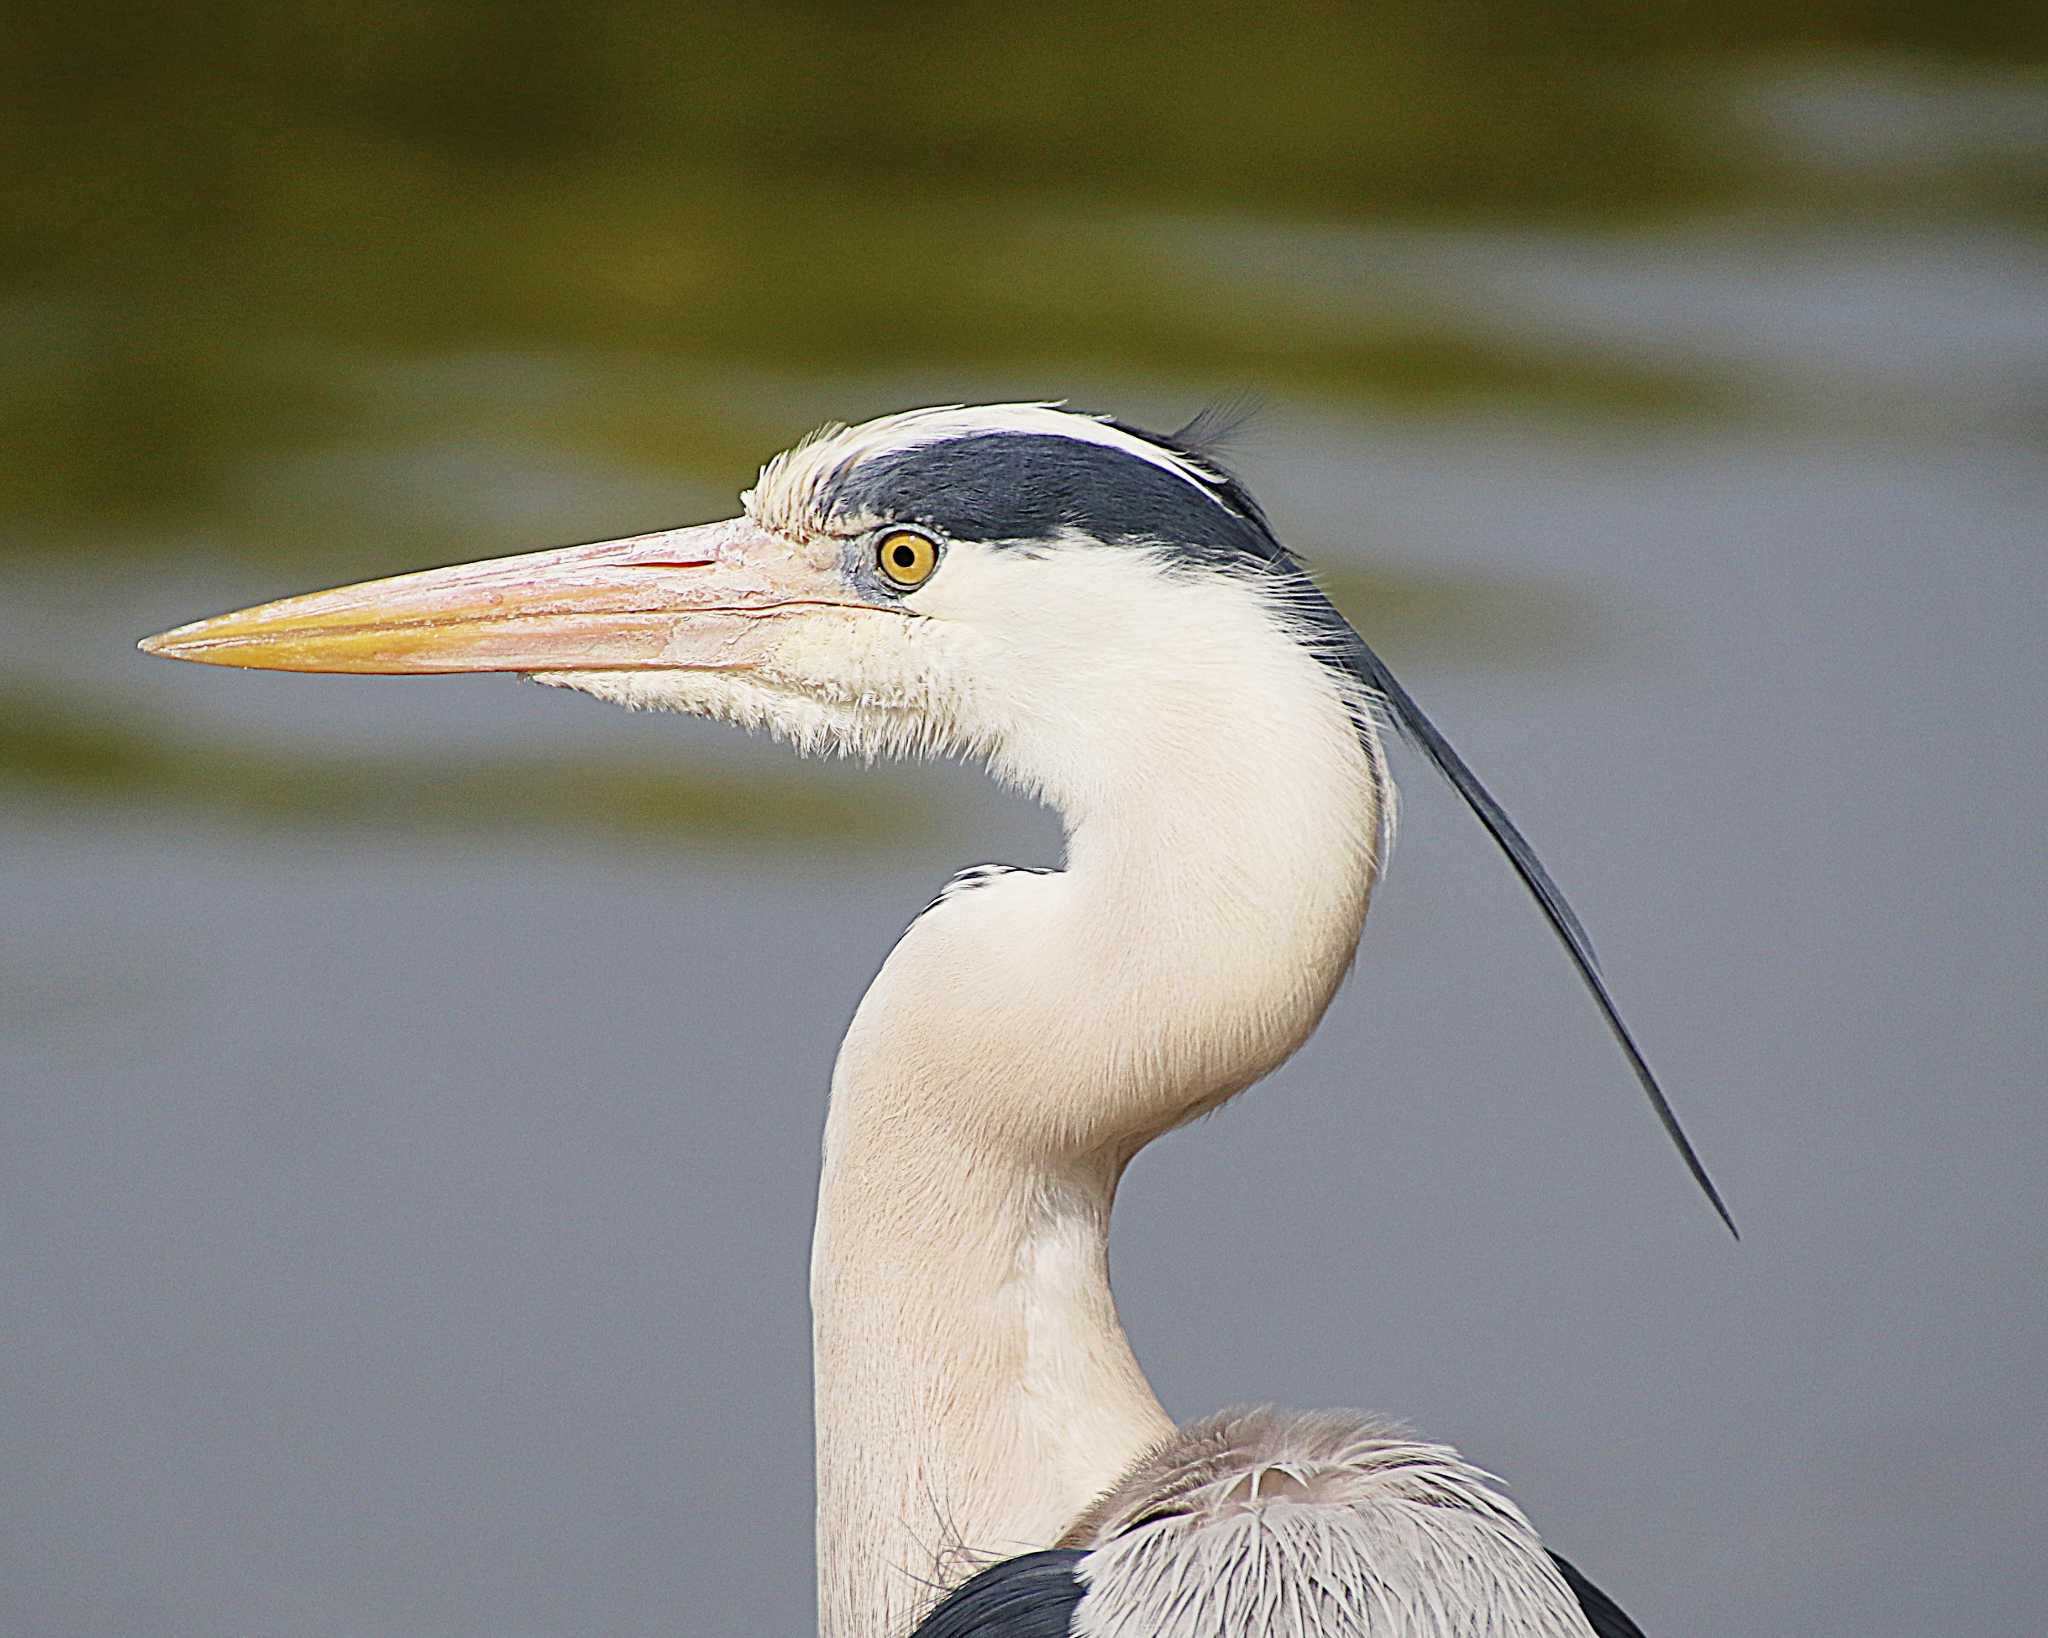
809, 593, 1384, 1638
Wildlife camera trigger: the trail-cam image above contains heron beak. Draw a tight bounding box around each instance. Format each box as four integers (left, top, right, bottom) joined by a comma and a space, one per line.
137, 518, 868, 675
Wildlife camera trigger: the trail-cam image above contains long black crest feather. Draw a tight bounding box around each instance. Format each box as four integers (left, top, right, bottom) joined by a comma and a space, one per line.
1343, 632, 1739, 1238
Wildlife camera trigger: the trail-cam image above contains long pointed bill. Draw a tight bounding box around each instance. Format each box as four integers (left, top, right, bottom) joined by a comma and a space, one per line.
138, 519, 872, 675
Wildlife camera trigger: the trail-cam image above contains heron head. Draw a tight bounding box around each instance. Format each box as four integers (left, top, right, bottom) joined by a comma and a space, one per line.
140, 404, 1372, 806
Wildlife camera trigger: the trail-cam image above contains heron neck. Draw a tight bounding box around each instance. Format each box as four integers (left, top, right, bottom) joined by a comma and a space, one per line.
812, 1131, 1166, 1638
812, 626, 1382, 1638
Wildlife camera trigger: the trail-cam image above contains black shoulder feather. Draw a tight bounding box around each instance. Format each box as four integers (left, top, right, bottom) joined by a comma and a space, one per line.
1550, 1552, 1649, 1638
907, 1550, 1087, 1638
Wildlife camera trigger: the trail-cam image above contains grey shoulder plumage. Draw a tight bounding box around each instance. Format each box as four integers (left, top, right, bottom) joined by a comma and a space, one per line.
913, 1409, 1641, 1637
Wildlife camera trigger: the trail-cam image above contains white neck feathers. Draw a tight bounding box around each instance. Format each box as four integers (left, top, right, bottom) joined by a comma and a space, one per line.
811, 568, 1385, 1638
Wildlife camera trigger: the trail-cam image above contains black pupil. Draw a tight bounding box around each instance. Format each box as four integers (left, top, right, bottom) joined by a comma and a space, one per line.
892, 543, 917, 569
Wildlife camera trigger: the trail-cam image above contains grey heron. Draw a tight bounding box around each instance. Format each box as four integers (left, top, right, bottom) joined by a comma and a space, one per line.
141, 403, 1729, 1638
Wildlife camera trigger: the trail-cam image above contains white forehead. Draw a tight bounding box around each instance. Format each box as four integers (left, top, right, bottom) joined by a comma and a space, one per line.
743, 402, 1224, 535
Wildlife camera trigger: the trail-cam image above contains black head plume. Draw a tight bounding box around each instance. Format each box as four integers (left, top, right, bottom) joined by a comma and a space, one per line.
1342, 627, 1739, 1238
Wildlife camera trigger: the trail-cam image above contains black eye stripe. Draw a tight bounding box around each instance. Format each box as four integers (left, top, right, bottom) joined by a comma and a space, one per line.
827, 431, 1266, 564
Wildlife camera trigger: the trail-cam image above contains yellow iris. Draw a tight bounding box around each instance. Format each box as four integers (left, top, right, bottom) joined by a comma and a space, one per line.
876, 529, 939, 589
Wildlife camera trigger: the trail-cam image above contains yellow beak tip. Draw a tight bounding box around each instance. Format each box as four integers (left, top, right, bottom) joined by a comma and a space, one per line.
138, 626, 212, 661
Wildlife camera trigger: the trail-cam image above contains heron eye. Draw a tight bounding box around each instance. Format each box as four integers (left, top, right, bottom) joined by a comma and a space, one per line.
876, 529, 939, 589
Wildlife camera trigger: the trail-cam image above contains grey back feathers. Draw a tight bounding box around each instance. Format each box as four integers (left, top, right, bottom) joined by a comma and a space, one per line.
908, 1409, 1638, 1637
1063, 1409, 1598, 1638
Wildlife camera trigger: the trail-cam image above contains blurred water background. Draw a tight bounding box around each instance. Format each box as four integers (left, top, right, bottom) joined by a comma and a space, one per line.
5, 6, 2045, 1635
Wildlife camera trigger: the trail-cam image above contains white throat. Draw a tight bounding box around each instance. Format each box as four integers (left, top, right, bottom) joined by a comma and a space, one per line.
808, 571, 1386, 1638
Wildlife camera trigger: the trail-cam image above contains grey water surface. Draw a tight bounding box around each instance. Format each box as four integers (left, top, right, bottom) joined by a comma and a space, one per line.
6, 54, 2047, 1638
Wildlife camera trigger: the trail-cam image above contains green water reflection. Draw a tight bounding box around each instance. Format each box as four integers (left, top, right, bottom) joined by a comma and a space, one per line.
7, 2, 2040, 846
